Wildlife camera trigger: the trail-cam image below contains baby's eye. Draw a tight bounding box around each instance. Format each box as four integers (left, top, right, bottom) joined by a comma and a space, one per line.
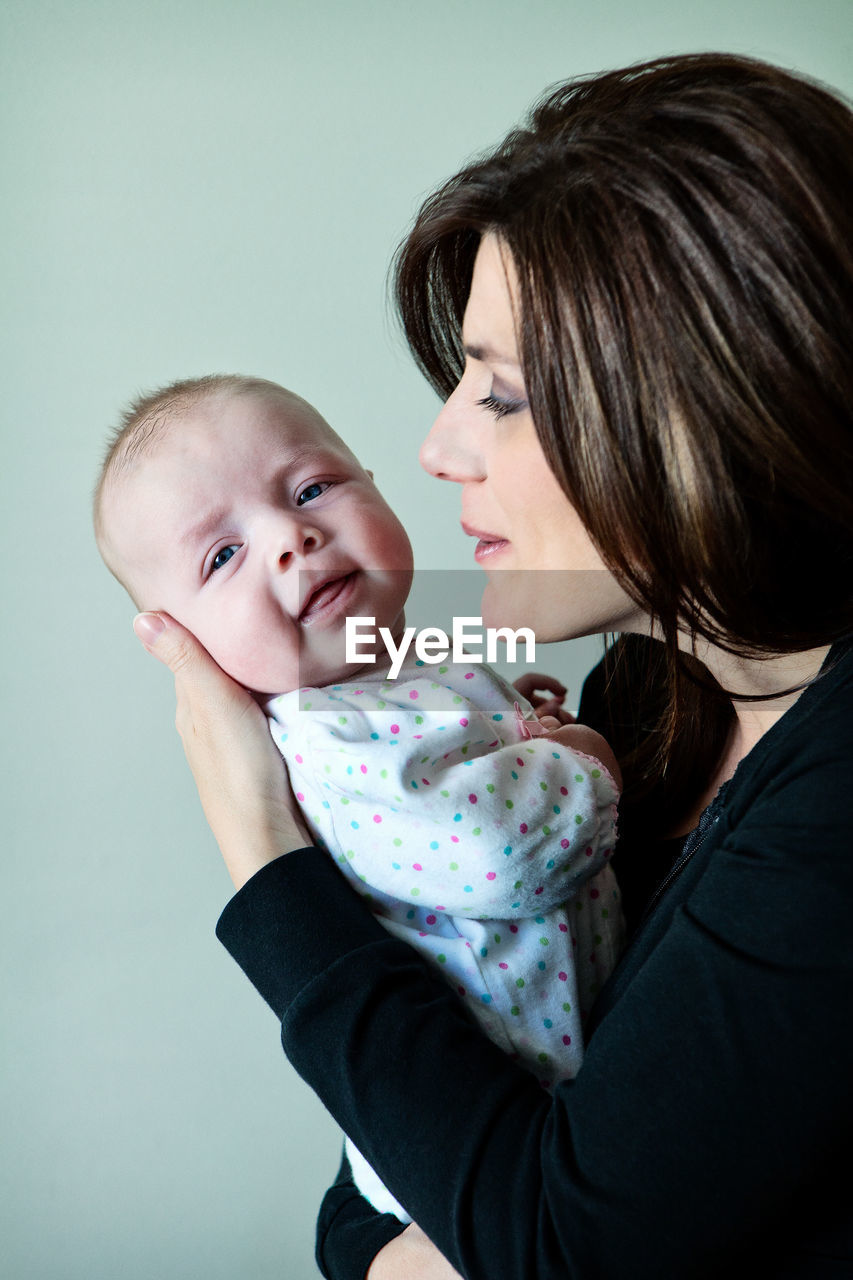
297, 481, 330, 505
211, 545, 239, 573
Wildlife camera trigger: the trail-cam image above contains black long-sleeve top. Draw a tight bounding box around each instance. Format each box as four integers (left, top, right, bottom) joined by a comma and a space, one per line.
217, 637, 853, 1279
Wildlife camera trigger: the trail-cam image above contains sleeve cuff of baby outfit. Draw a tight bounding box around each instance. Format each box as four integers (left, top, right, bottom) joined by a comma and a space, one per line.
215, 847, 390, 1020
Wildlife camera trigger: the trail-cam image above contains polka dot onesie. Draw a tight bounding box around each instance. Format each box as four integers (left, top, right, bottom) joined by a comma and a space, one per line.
266, 655, 623, 1222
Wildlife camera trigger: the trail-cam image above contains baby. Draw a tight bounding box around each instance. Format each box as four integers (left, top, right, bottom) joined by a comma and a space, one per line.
94, 373, 624, 1222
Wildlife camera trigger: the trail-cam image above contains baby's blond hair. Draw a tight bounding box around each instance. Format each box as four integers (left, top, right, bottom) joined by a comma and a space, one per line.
93, 373, 308, 599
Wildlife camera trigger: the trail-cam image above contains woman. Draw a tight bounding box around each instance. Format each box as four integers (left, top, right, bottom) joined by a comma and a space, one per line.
133, 53, 853, 1277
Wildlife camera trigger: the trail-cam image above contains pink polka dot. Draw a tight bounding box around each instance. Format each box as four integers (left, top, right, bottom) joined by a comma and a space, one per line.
464, 672, 474, 679
519, 823, 528, 834
360, 764, 367, 774
460, 717, 469, 727
413, 863, 422, 871
509, 924, 519, 933
562, 1035, 572, 1046
436, 905, 445, 911
486, 871, 496, 880
373, 814, 382, 823
421, 778, 430, 786
451, 835, 459, 843
468, 793, 478, 804
561, 838, 570, 849
426, 914, 437, 925
458, 985, 466, 996
558, 971, 568, 982
390, 724, 399, 734
409, 690, 419, 699
534, 886, 544, 895
560, 786, 568, 796
296, 792, 305, 802
499, 962, 508, 970
590, 887, 600, 899
295, 754, 303, 764
585, 847, 593, 857
516, 757, 524, 767
559, 923, 568, 933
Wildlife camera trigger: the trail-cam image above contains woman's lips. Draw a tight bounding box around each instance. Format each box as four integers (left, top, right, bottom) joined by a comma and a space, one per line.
462, 522, 510, 563
299, 571, 357, 624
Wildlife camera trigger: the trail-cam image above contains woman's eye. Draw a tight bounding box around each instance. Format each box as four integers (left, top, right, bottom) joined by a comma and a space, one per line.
210, 545, 238, 573
297, 481, 330, 505
476, 391, 528, 420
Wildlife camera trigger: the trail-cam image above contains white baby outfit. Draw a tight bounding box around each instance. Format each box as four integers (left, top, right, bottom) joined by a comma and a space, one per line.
266, 655, 623, 1222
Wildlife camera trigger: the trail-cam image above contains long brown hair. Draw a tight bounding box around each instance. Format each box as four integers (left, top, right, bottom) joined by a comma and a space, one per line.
394, 53, 853, 827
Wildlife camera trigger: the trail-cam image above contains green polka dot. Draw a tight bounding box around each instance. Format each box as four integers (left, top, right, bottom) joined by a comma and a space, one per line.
540, 936, 549, 946
510, 1005, 520, 1016
411, 888, 420, 897
439, 666, 448, 674
441, 789, 450, 797
543, 825, 551, 836
574, 773, 583, 782
562, 1001, 572, 1013
494, 933, 501, 943
540, 781, 548, 791
449, 861, 459, 871
393, 838, 402, 847
516, 978, 525, 989
505, 799, 514, 810
340, 797, 350, 805
377, 700, 386, 709
437, 954, 447, 964
591, 768, 601, 778
575, 814, 583, 824
338, 716, 347, 724
453, 695, 463, 704
415, 715, 424, 725
472, 827, 481, 836
304, 701, 312, 709
380, 769, 388, 778
538, 1052, 549, 1064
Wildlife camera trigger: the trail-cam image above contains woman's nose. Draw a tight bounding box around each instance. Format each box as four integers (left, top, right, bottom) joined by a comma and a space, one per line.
419, 389, 485, 484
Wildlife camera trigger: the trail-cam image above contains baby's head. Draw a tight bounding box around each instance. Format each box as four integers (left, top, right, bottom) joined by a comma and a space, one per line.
95, 375, 414, 696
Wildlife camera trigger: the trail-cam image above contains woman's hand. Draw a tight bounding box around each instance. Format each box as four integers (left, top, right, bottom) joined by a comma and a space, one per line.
366, 1225, 463, 1280
133, 611, 310, 890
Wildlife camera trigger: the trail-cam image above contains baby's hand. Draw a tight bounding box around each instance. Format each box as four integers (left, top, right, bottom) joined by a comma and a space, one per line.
512, 672, 575, 724
539, 718, 622, 792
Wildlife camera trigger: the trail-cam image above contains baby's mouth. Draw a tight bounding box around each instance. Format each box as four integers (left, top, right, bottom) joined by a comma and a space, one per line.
299, 571, 357, 624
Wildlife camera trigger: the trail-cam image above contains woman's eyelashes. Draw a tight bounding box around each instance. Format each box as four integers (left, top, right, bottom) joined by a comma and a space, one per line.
476, 389, 528, 420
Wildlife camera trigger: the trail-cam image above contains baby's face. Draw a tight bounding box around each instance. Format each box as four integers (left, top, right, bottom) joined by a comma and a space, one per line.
102, 390, 414, 696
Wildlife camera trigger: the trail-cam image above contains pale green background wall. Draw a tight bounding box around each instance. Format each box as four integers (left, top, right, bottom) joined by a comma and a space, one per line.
2, 2, 850, 1276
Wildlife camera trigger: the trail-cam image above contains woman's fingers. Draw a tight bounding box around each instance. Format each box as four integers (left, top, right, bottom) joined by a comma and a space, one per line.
512, 671, 567, 707
133, 611, 309, 889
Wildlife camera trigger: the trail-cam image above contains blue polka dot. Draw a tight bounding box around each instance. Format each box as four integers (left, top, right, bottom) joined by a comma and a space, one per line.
464, 885, 473, 893
430, 841, 439, 850
504, 845, 513, 856
480, 993, 493, 1004
392, 862, 401, 870
350, 821, 360, 829
538, 961, 547, 971
544, 1018, 553, 1029
453, 813, 462, 822
370, 732, 379, 740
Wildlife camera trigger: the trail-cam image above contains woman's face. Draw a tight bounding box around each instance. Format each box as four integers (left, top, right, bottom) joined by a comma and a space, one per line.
419, 233, 645, 642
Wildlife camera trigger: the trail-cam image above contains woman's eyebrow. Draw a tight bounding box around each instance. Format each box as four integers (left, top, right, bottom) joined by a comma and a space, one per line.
463, 342, 520, 368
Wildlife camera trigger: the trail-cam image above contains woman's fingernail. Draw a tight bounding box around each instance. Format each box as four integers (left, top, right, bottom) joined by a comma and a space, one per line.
133, 612, 165, 646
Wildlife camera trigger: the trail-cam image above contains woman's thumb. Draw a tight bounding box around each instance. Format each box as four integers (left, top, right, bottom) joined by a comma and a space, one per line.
133, 611, 200, 674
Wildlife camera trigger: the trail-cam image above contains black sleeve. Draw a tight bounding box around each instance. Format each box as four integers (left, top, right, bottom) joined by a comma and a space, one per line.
315, 1151, 406, 1280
